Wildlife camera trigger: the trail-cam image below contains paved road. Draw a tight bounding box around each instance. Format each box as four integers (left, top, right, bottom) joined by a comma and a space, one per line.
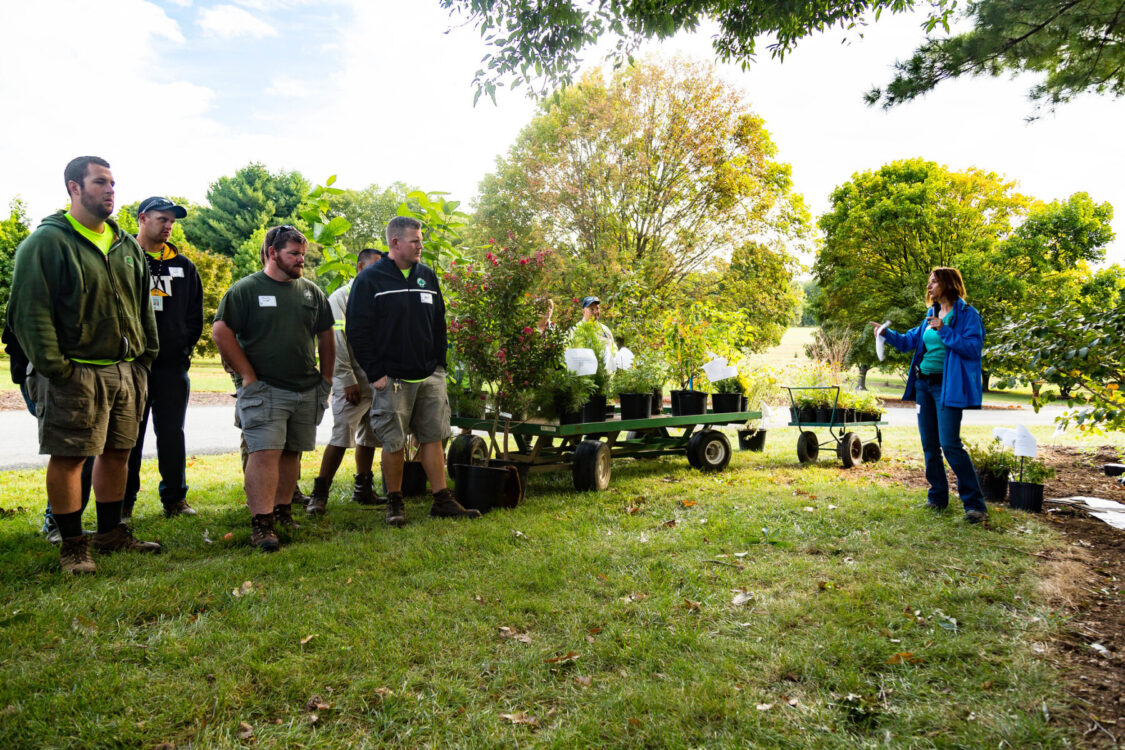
0, 402, 1071, 471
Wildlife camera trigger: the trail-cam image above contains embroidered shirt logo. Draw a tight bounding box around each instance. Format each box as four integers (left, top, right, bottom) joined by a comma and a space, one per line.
417, 278, 426, 287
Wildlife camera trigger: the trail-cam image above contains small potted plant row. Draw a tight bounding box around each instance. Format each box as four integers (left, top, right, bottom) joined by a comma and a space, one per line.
790, 390, 884, 424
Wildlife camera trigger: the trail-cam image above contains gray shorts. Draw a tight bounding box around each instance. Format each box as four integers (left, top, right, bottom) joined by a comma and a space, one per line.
370, 369, 451, 454
30, 361, 146, 456
329, 380, 379, 449
237, 379, 331, 454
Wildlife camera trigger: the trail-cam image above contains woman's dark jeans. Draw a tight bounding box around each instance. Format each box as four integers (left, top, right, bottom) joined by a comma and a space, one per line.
915, 377, 986, 513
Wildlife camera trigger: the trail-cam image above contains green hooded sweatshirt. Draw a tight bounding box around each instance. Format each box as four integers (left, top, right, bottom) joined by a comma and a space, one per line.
6, 211, 159, 381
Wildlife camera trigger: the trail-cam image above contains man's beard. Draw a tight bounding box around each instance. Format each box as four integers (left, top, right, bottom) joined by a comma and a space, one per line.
80, 189, 112, 220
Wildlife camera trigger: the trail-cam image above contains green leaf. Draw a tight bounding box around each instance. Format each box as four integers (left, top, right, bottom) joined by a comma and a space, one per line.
326, 175, 337, 186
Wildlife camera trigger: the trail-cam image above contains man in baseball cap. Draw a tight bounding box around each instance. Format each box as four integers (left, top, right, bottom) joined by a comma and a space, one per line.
122, 196, 203, 520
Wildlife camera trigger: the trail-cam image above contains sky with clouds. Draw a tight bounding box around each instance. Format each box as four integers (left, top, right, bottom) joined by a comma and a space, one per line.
1, 0, 1122, 266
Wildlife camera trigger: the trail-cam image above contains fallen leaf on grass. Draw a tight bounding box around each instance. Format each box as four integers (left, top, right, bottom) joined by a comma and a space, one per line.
305, 696, 330, 711
756, 703, 774, 711
786, 696, 800, 707
306, 714, 320, 725
628, 717, 641, 727
374, 687, 393, 699
500, 711, 539, 727
574, 675, 592, 687
151, 743, 175, 750
513, 530, 526, 539
681, 599, 701, 612
300, 634, 317, 645
662, 519, 678, 528
202, 530, 213, 545
498, 627, 532, 644
731, 591, 754, 607
231, 581, 254, 598
587, 627, 602, 635
886, 652, 924, 665
596, 573, 609, 582
235, 722, 253, 739
544, 651, 580, 664
803, 506, 816, 512
818, 581, 835, 591
622, 592, 647, 603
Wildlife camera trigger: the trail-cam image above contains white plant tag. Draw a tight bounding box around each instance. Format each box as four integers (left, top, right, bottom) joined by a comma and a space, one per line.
564, 348, 598, 376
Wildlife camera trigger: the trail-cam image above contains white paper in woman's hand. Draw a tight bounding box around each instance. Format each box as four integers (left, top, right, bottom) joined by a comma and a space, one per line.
875, 320, 890, 361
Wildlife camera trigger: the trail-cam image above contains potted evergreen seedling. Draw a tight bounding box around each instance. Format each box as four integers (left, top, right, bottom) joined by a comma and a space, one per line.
614, 356, 664, 420
967, 440, 1016, 503
1008, 458, 1055, 512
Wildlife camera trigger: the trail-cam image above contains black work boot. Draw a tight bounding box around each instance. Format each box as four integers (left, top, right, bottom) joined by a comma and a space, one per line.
306, 477, 331, 515
250, 513, 279, 552
429, 488, 482, 520
274, 503, 301, 531
351, 472, 385, 505
292, 487, 311, 508
385, 492, 406, 527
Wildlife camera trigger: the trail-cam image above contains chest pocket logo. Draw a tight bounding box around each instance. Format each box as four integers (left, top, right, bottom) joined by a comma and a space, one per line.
418, 278, 426, 287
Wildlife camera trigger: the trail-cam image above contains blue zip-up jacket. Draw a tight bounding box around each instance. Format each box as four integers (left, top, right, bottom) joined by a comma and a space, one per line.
882, 297, 984, 409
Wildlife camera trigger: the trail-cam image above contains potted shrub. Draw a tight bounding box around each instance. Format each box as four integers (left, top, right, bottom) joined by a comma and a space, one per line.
967, 440, 1016, 503
614, 356, 664, 420
570, 320, 617, 422
660, 303, 721, 416
531, 367, 596, 424
1009, 458, 1056, 512
711, 373, 746, 413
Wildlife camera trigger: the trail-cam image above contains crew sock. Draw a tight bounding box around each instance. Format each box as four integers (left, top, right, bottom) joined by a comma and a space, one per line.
53, 510, 84, 539
96, 500, 125, 533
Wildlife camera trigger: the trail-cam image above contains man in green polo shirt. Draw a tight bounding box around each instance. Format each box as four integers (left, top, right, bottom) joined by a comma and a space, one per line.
212, 225, 335, 552
6, 155, 162, 574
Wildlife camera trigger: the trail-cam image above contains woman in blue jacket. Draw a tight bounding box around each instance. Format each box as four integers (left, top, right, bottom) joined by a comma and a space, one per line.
871, 267, 988, 523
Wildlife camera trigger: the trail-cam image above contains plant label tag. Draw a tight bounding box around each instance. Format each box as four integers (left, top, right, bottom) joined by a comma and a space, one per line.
915, 404, 921, 414
259, 296, 277, 307
151, 296, 163, 312
169, 267, 184, 277
541, 425, 556, 433
420, 292, 434, 305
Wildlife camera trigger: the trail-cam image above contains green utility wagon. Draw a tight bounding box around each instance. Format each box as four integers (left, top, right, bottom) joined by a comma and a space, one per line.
784, 385, 886, 468
447, 409, 760, 492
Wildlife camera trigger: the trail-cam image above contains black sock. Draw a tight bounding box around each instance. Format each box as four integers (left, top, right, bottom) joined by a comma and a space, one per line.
53, 510, 84, 539
96, 500, 124, 533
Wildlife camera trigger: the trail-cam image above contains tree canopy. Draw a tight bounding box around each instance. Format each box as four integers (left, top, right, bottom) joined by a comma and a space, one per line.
443, 0, 1125, 110
813, 158, 1114, 378
0, 199, 30, 317
180, 163, 308, 257
472, 57, 809, 331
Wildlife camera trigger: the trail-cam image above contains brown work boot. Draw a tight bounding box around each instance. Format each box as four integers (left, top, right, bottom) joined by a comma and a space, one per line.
306, 477, 331, 515
250, 513, 279, 552
91, 524, 162, 554
429, 488, 482, 520
59, 534, 96, 574
292, 487, 311, 507
163, 499, 197, 518
351, 472, 385, 505
385, 492, 406, 527
274, 503, 301, 531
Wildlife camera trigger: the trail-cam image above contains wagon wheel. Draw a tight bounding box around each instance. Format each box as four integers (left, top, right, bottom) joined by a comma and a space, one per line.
861, 442, 882, 463
687, 430, 731, 473
573, 439, 612, 491
446, 434, 489, 479
837, 432, 863, 469
796, 431, 820, 464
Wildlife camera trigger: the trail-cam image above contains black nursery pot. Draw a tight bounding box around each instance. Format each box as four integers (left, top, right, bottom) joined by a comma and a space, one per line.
580, 394, 608, 423
619, 392, 652, 420
738, 429, 767, 451
384, 460, 428, 497
1008, 481, 1044, 512
711, 393, 742, 413
815, 407, 832, 423
453, 463, 510, 514
671, 390, 706, 416
977, 469, 1009, 503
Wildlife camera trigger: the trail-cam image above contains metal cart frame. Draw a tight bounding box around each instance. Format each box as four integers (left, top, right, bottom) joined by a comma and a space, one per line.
784, 385, 886, 468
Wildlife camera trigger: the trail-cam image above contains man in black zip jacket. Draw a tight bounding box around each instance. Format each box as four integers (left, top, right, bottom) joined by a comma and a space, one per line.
347, 216, 480, 526
123, 197, 203, 520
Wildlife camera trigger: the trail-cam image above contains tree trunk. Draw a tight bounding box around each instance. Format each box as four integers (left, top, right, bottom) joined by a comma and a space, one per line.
982, 370, 991, 393
857, 364, 869, 391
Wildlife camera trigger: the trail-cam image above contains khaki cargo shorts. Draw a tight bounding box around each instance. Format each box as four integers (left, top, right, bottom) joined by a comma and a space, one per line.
237, 379, 330, 454
370, 369, 451, 454
329, 379, 379, 449
30, 361, 147, 456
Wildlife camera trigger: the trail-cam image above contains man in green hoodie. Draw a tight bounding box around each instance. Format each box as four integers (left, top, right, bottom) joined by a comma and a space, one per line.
6, 156, 162, 574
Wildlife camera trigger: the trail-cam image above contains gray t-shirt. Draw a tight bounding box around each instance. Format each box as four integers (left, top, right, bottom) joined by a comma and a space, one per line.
215, 272, 333, 392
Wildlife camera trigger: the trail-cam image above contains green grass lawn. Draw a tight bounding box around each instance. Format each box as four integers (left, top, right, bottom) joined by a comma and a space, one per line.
2, 423, 1121, 748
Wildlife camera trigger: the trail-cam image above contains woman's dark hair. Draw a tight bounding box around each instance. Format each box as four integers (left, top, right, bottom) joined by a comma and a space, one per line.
928, 267, 967, 304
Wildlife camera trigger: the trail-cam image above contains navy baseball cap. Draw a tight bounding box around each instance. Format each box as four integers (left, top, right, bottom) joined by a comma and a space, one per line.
137, 196, 187, 218
581, 296, 600, 308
